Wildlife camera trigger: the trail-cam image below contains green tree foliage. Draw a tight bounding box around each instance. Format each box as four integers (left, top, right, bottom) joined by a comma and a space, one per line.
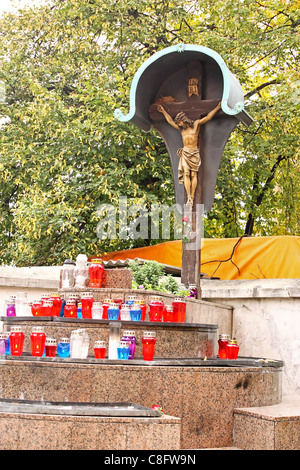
0, 0, 299, 266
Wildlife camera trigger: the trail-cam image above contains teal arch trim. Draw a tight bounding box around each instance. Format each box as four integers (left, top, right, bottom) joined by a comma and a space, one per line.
114, 43, 244, 123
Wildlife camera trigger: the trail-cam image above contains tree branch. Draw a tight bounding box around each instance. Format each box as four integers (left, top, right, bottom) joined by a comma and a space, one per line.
201, 235, 248, 278
245, 79, 280, 99
244, 154, 286, 235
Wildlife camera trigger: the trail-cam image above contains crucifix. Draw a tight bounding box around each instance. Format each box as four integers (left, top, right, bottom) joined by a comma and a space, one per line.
148, 62, 223, 297
114, 45, 253, 300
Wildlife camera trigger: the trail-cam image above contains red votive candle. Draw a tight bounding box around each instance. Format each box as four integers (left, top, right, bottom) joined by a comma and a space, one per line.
218, 334, 230, 359
172, 297, 186, 322
89, 259, 104, 288
142, 331, 156, 361
102, 299, 111, 320
226, 339, 239, 360
30, 326, 46, 357
64, 300, 77, 318
45, 338, 57, 357
163, 305, 174, 322
31, 300, 42, 317
148, 296, 164, 322
136, 300, 147, 321
50, 293, 62, 317
81, 292, 94, 319
41, 300, 54, 316
9, 326, 25, 356
94, 340, 106, 359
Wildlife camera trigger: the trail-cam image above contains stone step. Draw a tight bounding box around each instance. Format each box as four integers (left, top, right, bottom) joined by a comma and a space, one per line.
233, 395, 300, 450
0, 354, 282, 449
0, 398, 180, 450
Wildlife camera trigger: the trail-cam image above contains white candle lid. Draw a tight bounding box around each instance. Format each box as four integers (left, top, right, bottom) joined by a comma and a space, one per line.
81, 292, 94, 298
123, 330, 135, 337
143, 331, 156, 338
32, 326, 45, 333
10, 326, 23, 332
45, 338, 56, 345
59, 338, 70, 343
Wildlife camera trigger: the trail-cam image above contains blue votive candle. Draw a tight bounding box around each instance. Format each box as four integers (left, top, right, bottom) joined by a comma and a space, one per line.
107, 303, 120, 320
57, 338, 70, 358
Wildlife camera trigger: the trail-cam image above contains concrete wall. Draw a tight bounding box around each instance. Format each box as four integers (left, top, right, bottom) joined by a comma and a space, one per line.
0, 266, 299, 397
201, 278, 300, 397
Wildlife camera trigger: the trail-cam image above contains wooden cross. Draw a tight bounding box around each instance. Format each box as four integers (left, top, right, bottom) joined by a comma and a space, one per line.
148, 62, 223, 298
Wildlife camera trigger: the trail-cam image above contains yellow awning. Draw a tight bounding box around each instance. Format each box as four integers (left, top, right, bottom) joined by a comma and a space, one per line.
98, 236, 300, 280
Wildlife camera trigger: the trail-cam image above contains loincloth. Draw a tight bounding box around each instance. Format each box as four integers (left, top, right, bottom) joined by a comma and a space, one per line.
177, 147, 201, 184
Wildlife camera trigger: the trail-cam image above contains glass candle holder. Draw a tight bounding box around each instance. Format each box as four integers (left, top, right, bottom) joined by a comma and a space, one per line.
163, 305, 174, 322
142, 331, 156, 361
31, 300, 42, 317
45, 338, 57, 357
50, 293, 62, 317
0, 334, 7, 355
59, 295, 66, 317
57, 338, 70, 358
102, 299, 111, 320
9, 326, 25, 356
81, 292, 94, 319
188, 284, 197, 298
117, 341, 130, 360
120, 305, 131, 321
89, 259, 104, 288
108, 322, 121, 359
64, 300, 77, 318
5, 333, 11, 355
30, 326, 46, 357
218, 334, 230, 359
70, 329, 89, 359
148, 296, 164, 322
74, 254, 89, 288
61, 259, 75, 288
91, 301, 103, 319
130, 305, 142, 321
77, 302, 82, 319
5, 299, 16, 317
226, 339, 240, 360
121, 330, 136, 360
15, 292, 27, 316
22, 301, 33, 317
94, 340, 106, 359
172, 297, 186, 322
41, 300, 54, 316
107, 303, 120, 320
135, 300, 147, 321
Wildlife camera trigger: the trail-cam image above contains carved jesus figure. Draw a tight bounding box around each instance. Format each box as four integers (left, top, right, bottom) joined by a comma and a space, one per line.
157, 102, 221, 205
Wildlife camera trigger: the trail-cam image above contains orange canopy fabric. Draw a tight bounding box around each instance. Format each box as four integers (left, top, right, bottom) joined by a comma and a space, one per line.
99, 236, 300, 280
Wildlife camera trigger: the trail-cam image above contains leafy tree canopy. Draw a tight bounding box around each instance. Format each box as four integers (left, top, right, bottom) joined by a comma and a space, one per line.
0, 0, 299, 266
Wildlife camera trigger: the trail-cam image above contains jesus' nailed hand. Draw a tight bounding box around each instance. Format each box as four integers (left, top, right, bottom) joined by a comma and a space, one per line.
157, 102, 221, 206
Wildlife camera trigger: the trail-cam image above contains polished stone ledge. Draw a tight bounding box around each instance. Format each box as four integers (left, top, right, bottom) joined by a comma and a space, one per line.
0, 399, 162, 417
1, 354, 284, 369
